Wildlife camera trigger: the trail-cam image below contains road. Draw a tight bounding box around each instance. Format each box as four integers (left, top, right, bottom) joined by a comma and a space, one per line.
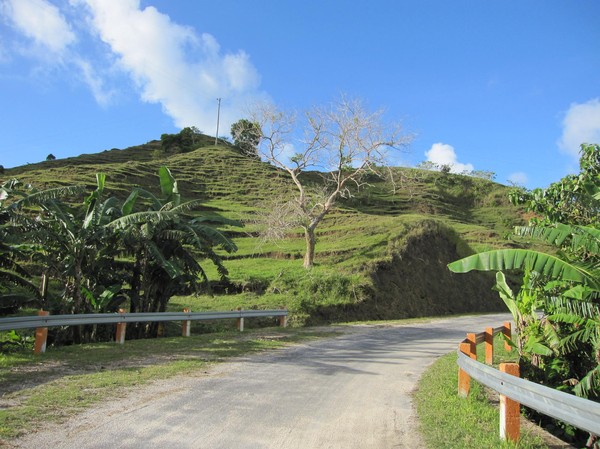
14, 313, 510, 449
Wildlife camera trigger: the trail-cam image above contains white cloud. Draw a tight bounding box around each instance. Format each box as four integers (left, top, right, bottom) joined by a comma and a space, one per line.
1, 0, 76, 55
74, 57, 114, 106
558, 98, 600, 159
425, 143, 474, 173
80, 0, 265, 132
1, 0, 266, 133
508, 172, 528, 186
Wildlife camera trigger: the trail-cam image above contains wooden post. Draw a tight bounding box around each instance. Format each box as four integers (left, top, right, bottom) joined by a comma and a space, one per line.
499, 363, 520, 442
278, 310, 288, 328
115, 308, 126, 344
485, 327, 494, 364
34, 309, 49, 355
466, 333, 477, 359
237, 308, 244, 332
182, 308, 191, 337
458, 341, 472, 397
503, 321, 512, 352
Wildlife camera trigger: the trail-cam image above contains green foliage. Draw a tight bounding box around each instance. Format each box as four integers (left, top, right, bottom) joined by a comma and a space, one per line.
0, 330, 33, 353
449, 142, 600, 443
231, 118, 261, 159
509, 144, 600, 226
416, 161, 496, 181
0, 168, 240, 342
160, 127, 203, 154
2, 137, 524, 329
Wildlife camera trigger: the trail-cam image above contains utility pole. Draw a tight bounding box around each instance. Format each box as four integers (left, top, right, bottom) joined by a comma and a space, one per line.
215, 98, 221, 146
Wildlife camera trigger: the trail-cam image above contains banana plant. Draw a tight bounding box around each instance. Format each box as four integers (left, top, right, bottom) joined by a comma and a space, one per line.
448, 222, 600, 398
106, 166, 241, 337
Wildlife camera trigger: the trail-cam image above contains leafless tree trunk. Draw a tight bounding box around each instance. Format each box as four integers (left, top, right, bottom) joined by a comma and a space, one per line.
251, 96, 413, 268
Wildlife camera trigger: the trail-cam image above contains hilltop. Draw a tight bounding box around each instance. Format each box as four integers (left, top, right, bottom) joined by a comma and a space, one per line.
2, 134, 528, 325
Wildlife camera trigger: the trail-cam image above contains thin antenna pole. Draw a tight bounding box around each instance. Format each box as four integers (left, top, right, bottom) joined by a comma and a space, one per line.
215, 98, 221, 146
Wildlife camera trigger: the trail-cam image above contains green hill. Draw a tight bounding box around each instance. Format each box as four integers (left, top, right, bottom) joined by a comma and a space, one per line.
2, 135, 528, 325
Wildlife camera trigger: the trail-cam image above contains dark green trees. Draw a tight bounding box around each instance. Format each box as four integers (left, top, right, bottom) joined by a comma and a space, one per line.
0, 168, 240, 341
231, 119, 261, 159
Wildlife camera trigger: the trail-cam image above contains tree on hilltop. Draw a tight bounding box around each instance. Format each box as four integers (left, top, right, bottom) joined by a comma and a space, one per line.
160, 127, 202, 153
231, 119, 261, 159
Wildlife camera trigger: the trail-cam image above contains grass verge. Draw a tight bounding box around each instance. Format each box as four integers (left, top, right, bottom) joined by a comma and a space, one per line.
0, 327, 337, 443
414, 337, 549, 449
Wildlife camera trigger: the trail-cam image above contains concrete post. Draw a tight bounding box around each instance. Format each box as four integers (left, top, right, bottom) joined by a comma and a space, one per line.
182, 308, 191, 337
236, 308, 244, 332
278, 310, 288, 328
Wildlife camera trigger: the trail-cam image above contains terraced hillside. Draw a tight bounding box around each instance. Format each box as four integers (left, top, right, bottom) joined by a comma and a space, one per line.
3, 137, 527, 325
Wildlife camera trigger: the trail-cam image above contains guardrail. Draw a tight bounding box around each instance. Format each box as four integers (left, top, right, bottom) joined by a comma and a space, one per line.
1, 308, 289, 354
458, 323, 600, 442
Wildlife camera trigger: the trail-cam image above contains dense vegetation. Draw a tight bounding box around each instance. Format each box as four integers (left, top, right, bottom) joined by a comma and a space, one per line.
1, 130, 528, 344
450, 144, 600, 446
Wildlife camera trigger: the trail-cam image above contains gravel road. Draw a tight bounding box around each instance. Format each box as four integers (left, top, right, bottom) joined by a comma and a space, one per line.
13, 313, 510, 449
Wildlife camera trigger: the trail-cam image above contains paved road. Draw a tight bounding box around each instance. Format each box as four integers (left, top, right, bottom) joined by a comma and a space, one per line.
15, 313, 510, 449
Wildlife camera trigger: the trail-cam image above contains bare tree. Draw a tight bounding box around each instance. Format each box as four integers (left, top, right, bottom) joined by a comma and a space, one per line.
251, 96, 413, 268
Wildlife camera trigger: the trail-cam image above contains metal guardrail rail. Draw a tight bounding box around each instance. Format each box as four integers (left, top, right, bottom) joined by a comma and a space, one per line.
0, 309, 288, 332
457, 349, 600, 436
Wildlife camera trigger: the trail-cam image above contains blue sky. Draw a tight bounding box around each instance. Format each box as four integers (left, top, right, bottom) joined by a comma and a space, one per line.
1, 0, 599, 189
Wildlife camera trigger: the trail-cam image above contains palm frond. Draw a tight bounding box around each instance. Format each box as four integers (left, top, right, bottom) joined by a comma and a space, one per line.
10, 185, 85, 210
187, 223, 238, 253
146, 241, 181, 279
107, 211, 173, 230
547, 295, 600, 320
448, 249, 598, 288
191, 215, 243, 228
0, 269, 40, 297
573, 365, 600, 398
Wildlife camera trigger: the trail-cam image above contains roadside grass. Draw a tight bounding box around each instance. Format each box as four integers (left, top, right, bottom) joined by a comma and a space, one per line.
0, 326, 337, 442
414, 335, 549, 449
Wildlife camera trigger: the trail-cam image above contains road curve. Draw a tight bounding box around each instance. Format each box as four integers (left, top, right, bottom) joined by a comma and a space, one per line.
14, 313, 510, 449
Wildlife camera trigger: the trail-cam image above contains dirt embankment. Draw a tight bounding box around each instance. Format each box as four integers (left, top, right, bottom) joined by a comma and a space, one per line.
312, 221, 504, 322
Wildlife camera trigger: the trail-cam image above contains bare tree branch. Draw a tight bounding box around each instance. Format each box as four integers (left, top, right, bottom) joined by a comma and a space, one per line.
250, 96, 413, 268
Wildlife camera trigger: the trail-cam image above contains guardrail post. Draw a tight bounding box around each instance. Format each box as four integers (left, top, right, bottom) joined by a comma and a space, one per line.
485, 327, 494, 364
182, 308, 191, 337
466, 333, 477, 359
278, 309, 288, 328
115, 308, 126, 344
503, 322, 512, 352
458, 341, 472, 397
33, 309, 49, 355
237, 308, 244, 332
499, 363, 520, 442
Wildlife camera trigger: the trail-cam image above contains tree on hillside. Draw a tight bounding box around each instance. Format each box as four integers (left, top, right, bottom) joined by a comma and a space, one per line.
160, 127, 203, 153
250, 96, 413, 268
46, 154, 56, 161
231, 119, 261, 159
509, 143, 600, 227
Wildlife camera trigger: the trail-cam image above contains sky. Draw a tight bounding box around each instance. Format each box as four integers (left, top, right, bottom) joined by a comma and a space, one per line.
1, 0, 599, 189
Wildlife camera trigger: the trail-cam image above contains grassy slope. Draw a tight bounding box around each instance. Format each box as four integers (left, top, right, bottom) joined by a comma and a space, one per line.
2, 137, 529, 324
